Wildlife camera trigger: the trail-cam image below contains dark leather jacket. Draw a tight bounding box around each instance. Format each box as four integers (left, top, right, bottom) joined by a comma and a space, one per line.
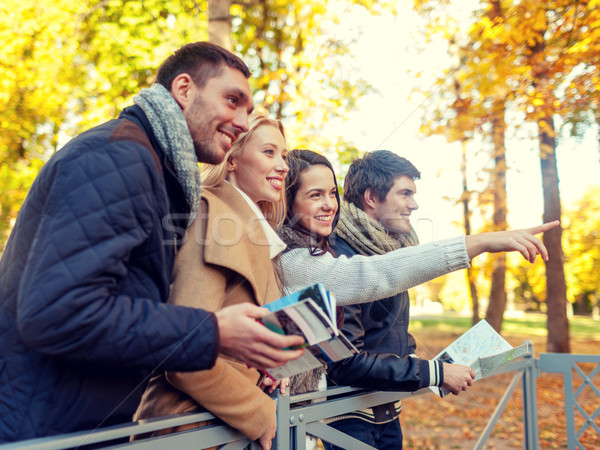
327, 234, 440, 394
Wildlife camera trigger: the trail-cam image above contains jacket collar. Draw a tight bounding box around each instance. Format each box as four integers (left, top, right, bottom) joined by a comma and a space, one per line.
119, 105, 190, 238
202, 182, 279, 304
227, 182, 286, 259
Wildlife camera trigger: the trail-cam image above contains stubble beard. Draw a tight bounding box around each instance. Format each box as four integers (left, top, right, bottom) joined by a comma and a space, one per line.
382, 217, 410, 235
186, 96, 227, 164
193, 133, 224, 164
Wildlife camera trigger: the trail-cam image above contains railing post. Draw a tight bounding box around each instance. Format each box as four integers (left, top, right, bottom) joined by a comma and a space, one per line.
522, 351, 539, 450
273, 391, 290, 450
562, 362, 578, 450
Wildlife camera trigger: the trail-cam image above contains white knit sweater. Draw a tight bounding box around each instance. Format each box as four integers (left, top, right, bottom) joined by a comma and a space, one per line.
280, 235, 470, 306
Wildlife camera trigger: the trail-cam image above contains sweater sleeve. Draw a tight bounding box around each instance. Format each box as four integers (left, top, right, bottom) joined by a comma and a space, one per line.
280, 236, 470, 305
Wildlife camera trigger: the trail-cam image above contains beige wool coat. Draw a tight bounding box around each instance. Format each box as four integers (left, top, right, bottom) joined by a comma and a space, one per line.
134, 181, 282, 441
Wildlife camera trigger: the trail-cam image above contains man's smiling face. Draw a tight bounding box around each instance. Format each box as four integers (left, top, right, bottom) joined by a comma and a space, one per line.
369, 175, 418, 234
183, 65, 254, 164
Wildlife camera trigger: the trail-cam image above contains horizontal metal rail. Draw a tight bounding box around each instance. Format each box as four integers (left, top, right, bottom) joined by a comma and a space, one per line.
2, 352, 598, 449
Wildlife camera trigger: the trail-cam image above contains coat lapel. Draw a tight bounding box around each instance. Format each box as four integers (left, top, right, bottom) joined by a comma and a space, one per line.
202, 182, 278, 305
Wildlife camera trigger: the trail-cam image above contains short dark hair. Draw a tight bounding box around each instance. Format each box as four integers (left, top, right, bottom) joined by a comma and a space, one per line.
156, 41, 251, 91
284, 149, 341, 255
343, 150, 421, 208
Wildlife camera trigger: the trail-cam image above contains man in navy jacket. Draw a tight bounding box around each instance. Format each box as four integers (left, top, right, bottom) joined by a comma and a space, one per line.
0, 42, 303, 443
326, 151, 475, 449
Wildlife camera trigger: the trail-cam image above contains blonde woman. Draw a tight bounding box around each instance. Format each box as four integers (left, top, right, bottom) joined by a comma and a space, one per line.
134, 114, 293, 450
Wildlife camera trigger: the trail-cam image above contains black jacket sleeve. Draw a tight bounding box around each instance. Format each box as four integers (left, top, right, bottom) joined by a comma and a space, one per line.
327, 304, 442, 392
408, 332, 417, 355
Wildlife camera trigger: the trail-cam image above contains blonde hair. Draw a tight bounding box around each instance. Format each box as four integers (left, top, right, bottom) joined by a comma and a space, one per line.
201, 113, 287, 228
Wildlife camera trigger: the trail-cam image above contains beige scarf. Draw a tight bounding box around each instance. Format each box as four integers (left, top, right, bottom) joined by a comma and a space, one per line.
334, 201, 419, 256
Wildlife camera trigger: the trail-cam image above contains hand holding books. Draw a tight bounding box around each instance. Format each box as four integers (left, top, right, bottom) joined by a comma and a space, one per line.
215, 303, 305, 370
259, 283, 358, 380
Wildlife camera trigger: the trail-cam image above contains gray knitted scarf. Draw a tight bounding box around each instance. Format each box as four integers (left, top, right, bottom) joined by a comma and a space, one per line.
334, 201, 419, 256
133, 83, 200, 224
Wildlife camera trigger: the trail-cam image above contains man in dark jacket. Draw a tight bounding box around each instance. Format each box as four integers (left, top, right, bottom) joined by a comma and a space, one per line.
0, 42, 303, 443
326, 151, 475, 449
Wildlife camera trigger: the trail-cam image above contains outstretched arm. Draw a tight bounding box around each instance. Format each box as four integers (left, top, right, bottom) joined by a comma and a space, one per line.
281, 236, 470, 306
280, 222, 559, 308
465, 220, 559, 263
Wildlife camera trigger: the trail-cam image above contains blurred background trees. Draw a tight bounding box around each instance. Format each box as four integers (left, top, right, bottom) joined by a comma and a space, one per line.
1, 0, 598, 352
411, 0, 599, 352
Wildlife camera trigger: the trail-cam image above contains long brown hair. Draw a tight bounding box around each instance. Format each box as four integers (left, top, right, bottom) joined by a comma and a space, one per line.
282, 149, 341, 256
282, 149, 344, 329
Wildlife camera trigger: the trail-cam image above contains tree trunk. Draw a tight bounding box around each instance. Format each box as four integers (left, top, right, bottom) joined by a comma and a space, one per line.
539, 115, 570, 353
528, 6, 570, 353
461, 141, 480, 325
208, 0, 232, 50
485, 100, 508, 333
486, 256, 506, 331
482, 0, 508, 333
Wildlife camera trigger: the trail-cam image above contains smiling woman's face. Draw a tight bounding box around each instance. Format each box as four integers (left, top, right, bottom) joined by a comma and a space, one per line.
226, 124, 288, 204
291, 164, 338, 237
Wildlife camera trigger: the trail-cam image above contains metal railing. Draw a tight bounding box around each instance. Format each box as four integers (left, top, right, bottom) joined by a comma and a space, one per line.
538, 353, 600, 450
2, 351, 599, 449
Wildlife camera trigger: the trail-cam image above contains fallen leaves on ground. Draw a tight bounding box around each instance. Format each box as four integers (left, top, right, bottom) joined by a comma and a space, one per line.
401, 331, 600, 449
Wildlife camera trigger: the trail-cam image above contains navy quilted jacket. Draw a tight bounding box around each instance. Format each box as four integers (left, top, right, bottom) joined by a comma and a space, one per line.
0, 105, 219, 442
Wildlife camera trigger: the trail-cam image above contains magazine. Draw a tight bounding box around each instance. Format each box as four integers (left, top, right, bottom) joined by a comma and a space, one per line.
260, 283, 358, 380
432, 319, 532, 397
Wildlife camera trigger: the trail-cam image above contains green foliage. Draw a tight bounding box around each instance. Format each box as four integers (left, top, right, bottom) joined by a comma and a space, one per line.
0, 0, 211, 167
1, 0, 88, 250
431, 271, 463, 310
413, 0, 599, 163
411, 313, 599, 339
0, 0, 397, 240
507, 185, 600, 315
510, 255, 547, 311
0, 158, 45, 247
563, 184, 600, 310
75, 0, 209, 129
0, 0, 85, 161
0, 0, 216, 246
231, 0, 380, 148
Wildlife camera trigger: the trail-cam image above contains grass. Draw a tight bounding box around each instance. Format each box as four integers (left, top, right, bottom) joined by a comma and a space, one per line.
410, 312, 600, 341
